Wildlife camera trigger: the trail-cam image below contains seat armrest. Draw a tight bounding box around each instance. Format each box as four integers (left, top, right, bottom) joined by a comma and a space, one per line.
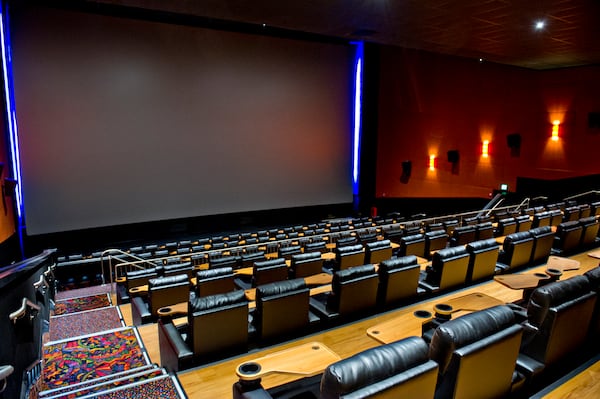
233, 381, 274, 399
418, 280, 439, 292
158, 320, 194, 372
131, 296, 152, 325
506, 303, 528, 322
516, 353, 545, 379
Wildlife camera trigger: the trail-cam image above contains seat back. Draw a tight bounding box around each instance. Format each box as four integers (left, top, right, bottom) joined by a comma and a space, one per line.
278, 245, 302, 260
428, 246, 470, 290
162, 262, 193, 278
500, 231, 534, 271
475, 222, 494, 240
329, 265, 378, 316
209, 255, 238, 270
240, 251, 267, 269
189, 290, 249, 357
399, 233, 426, 258
523, 275, 596, 366
377, 256, 420, 306
563, 205, 581, 222
148, 274, 190, 316
335, 244, 365, 271
290, 251, 323, 278
424, 230, 449, 257
529, 226, 555, 264
466, 238, 499, 282
554, 221, 583, 253
126, 267, 158, 291
579, 216, 600, 246
515, 215, 533, 232
533, 212, 551, 228
549, 209, 563, 227
304, 240, 327, 254
255, 279, 310, 341
253, 259, 288, 287
496, 218, 517, 236
584, 266, 600, 337
442, 219, 459, 236
450, 225, 476, 247
365, 239, 393, 264
429, 305, 522, 399
196, 267, 235, 297
320, 336, 438, 399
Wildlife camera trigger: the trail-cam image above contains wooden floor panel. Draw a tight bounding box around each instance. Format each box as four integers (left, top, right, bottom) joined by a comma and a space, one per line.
120, 250, 600, 398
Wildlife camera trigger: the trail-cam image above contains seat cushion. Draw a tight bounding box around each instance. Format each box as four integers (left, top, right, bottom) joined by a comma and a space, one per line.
190, 290, 246, 313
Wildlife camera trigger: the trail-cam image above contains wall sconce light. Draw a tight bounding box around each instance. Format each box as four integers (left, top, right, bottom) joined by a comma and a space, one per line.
429, 155, 436, 171
551, 120, 560, 141
482, 140, 490, 158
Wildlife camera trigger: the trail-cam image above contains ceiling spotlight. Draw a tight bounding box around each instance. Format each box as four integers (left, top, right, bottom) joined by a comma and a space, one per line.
535, 20, 545, 30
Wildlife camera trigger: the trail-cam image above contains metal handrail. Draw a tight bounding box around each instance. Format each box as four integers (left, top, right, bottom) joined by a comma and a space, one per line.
9, 298, 40, 324
100, 249, 157, 291
563, 190, 600, 202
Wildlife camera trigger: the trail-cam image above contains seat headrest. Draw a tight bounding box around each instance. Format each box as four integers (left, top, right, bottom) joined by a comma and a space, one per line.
559, 220, 581, 230
149, 273, 189, 288
579, 216, 597, 225
503, 231, 532, 245
305, 241, 326, 250
425, 230, 447, 239
254, 258, 286, 269
401, 233, 424, 243
336, 244, 364, 254
366, 240, 391, 250
584, 266, 600, 289
434, 246, 468, 260
334, 264, 376, 283
453, 225, 475, 233
291, 251, 321, 263
254, 260, 287, 271
241, 251, 265, 259
429, 305, 516, 373
279, 245, 302, 254
498, 217, 516, 225
529, 226, 553, 236
211, 255, 237, 264
197, 267, 233, 280
190, 289, 246, 312
476, 221, 493, 229
527, 275, 592, 327
378, 255, 418, 272
127, 267, 157, 278
320, 336, 430, 398
256, 278, 306, 299
163, 262, 192, 272
466, 238, 498, 251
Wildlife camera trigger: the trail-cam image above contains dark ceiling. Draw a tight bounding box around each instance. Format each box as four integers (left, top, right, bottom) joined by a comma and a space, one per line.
83, 0, 600, 69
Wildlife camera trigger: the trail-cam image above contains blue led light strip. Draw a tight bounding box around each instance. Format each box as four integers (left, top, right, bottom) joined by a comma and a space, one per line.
352, 41, 364, 195
0, 3, 24, 220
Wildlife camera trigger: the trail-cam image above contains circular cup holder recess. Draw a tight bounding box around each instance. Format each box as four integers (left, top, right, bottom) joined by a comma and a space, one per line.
159, 307, 171, 314
546, 268, 562, 277
414, 310, 433, 319
434, 303, 453, 315
534, 272, 548, 278
238, 362, 262, 378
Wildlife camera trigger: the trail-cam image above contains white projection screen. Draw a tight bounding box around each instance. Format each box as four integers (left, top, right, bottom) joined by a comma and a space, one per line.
10, 6, 353, 235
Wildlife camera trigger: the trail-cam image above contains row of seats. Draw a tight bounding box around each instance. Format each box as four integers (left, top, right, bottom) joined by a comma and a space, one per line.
234, 267, 600, 399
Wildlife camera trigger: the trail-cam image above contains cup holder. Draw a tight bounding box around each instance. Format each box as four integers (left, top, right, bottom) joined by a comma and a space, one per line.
433, 303, 453, 321
534, 272, 548, 278
159, 307, 171, 314
414, 310, 432, 319
237, 362, 262, 380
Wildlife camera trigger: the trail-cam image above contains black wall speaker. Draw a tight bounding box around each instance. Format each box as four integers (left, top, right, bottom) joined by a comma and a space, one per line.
507, 133, 521, 149
447, 150, 459, 163
400, 160, 412, 184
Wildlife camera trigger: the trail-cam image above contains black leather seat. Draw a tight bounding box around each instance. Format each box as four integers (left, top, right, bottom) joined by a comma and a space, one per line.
496, 217, 517, 237
364, 239, 393, 264
424, 230, 449, 258
497, 231, 534, 272
158, 290, 249, 371
548, 209, 563, 227
377, 255, 421, 307
334, 244, 365, 271
278, 245, 302, 260
131, 273, 190, 325
475, 221, 494, 240
303, 240, 327, 254
515, 215, 533, 232
442, 219, 460, 236
232, 336, 438, 399
252, 258, 288, 287
310, 264, 378, 321
562, 205, 581, 222
528, 226, 555, 265
398, 233, 426, 258
553, 220, 583, 253
584, 266, 600, 339
516, 275, 596, 379
162, 261, 193, 278
253, 279, 314, 342
117, 267, 159, 304
195, 267, 235, 297
420, 246, 470, 292
209, 255, 239, 269
579, 216, 599, 247
429, 305, 523, 399
449, 225, 476, 247
466, 238, 499, 282
289, 251, 323, 278
532, 212, 551, 228
240, 251, 267, 269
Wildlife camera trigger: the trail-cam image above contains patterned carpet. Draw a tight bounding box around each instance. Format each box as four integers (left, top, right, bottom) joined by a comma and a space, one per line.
42, 328, 149, 390
56, 284, 114, 301
88, 375, 184, 399
53, 294, 112, 316
49, 307, 124, 341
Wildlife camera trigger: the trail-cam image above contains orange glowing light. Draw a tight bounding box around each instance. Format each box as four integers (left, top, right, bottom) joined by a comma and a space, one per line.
551, 120, 560, 141
482, 140, 489, 158
429, 155, 436, 171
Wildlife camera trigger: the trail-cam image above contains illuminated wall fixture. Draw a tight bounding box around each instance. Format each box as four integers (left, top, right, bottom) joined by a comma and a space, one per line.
482, 140, 490, 158
551, 120, 560, 141
351, 41, 364, 195
429, 155, 436, 171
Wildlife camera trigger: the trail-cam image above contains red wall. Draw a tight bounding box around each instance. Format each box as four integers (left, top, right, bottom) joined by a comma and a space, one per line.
376, 46, 600, 198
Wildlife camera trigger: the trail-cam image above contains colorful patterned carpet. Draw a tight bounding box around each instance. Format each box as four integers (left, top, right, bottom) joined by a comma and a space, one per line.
49, 307, 124, 341
42, 327, 149, 390
53, 294, 112, 316
88, 375, 184, 399
56, 284, 113, 301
